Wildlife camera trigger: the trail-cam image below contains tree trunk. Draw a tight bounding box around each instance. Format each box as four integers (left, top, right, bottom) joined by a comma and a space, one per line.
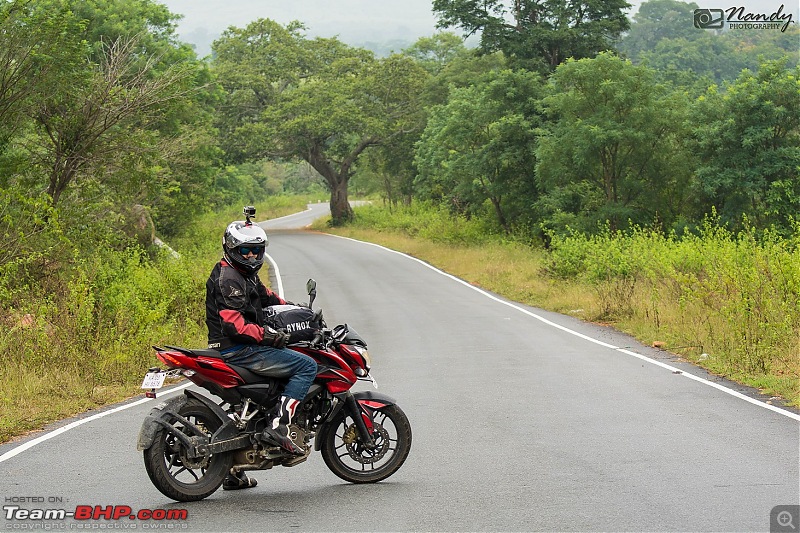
305, 143, 354, 226
305, 136, 379, 226
330, 179, 353, 225
489, 194, 510, 233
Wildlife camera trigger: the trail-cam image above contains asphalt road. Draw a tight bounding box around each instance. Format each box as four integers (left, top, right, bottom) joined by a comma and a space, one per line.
263, 202, 332, 231
1, 207, 798, 532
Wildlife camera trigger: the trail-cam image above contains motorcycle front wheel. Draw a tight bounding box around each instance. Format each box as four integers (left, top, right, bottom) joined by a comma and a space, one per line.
321, 403, 412, 483
143, 398, 232, 502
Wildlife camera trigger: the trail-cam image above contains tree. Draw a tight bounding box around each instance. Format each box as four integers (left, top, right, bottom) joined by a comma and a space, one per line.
350, 33, 474, 207
0, 1, 58, 133
415, 69, 542, 232
536, 52, 692, 233
618, 0, 699, 62
639, 35, 740, 91
432, 0, 630, 73
213, 19, 428, 225
0, 0, 218, 234
34, 35, 200, 207
62, 0, 217, 233
621, 0, 799, 90
402, 32, 469, 75
0, 0, 83, 156
689, 59, 800, 233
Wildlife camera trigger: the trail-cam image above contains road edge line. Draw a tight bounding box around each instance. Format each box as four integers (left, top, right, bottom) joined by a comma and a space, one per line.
0, 382, 192, 464
327, 233, 800, 423
265, 251, 284, 299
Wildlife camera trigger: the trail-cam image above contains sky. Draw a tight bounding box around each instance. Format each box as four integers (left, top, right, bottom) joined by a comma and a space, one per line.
159, 0, 442, 56
159, 0, 798, 57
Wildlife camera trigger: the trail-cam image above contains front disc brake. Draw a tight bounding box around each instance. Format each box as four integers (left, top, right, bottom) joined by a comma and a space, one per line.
343, 423, 390, 464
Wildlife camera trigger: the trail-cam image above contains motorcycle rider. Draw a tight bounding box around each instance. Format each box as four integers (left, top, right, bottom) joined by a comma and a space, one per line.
206, 209, 317, 490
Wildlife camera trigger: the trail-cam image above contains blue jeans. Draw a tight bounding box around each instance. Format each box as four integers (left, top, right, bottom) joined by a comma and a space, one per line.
223, 344, 318, 400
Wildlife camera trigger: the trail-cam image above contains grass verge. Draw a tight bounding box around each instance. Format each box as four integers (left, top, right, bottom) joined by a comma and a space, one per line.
1, 197, 311, 444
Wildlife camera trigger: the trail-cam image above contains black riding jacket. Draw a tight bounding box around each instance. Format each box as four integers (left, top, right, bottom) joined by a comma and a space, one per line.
205, 259, 286, 350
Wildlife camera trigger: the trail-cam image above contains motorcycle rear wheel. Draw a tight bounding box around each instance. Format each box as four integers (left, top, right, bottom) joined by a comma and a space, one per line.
321, 404, 412, 483
143, 398, 232, 502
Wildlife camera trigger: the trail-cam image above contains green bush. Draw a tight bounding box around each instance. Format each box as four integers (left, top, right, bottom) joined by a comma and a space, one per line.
1, 196, 310, 442
546, 220, 800, 379
350, 201, 501, 245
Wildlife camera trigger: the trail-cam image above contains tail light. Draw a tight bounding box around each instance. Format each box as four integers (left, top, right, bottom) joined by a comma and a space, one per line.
156, 350, 183, 368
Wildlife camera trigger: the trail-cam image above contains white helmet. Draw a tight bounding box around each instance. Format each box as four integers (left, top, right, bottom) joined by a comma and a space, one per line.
222, 207, 268, 275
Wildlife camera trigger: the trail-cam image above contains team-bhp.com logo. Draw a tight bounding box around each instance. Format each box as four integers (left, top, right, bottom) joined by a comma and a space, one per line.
4, 501, 189, 529
694, 4, 795, 31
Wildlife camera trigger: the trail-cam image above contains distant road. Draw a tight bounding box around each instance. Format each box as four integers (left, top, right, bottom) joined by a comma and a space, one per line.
261, 201, 369, 231
261, 202, 330, 230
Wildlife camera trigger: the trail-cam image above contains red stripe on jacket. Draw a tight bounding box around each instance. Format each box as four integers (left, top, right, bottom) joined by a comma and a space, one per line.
219, 309, 264, 343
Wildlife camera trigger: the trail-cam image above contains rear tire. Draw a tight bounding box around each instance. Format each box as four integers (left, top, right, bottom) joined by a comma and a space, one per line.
321, 403, 411, 483
143, 398, 232, 501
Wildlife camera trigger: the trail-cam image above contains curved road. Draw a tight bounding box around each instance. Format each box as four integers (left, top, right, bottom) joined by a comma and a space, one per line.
1, 207, 798, 532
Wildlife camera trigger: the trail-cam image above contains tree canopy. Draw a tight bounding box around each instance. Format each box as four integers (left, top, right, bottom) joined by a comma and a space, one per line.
690, 60, 800, 232
2, 0, 798, 251
415, 68, 543, 232
213, 19, 429, 224
432, 0, 631, 72
536, 52, 693, 233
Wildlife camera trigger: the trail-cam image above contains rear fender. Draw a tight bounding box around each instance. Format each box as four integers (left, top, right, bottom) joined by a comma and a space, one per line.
136, 391, 236, 451
314, 391, 397, 451
137, 395, 188, 451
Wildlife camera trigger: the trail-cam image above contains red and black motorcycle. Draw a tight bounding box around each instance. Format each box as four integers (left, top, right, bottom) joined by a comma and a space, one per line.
137, 279, 412, 502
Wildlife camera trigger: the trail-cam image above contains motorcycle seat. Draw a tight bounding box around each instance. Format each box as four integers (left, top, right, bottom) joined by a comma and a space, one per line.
164, 345, 223, 358
228, 364, 271, 384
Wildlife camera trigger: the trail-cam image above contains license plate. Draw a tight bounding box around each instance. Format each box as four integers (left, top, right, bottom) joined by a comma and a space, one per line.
141, 371, 166, 389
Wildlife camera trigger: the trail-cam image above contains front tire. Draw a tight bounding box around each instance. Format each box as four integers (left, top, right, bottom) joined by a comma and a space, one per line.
321, 403, 411, 483
143, 398, 232, 501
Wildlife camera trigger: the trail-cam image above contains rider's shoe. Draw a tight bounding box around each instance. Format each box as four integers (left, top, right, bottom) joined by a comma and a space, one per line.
222, 470, 257, 490
262, 424, 304, 455
261, 396, 304, 456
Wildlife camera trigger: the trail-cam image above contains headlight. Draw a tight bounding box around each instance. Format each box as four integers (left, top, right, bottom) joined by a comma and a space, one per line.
354, 346, 371, 371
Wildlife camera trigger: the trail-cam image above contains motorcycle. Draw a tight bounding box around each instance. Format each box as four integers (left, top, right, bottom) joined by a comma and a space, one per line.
137, 279, 412, 502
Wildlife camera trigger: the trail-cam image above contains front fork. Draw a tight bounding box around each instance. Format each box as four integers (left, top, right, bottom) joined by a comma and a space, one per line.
315, 390, 397, 451
344, 393, 376, 449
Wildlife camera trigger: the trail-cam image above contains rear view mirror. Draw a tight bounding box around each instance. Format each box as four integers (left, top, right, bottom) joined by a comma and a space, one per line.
306, 279, 317, 308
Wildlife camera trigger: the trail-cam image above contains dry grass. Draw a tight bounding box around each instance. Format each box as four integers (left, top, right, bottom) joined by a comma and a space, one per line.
323, 225, 800, 407
324, 226, 600, 318
1, 198, 312, 444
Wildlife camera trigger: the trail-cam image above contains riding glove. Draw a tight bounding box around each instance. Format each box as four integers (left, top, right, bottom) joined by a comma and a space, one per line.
262, 328, 290, 348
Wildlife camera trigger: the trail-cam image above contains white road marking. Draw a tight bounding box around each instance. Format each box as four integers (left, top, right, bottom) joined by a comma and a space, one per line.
329, 233, 800, 423
0, 382, 192, 463
265, 252, 285, 299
